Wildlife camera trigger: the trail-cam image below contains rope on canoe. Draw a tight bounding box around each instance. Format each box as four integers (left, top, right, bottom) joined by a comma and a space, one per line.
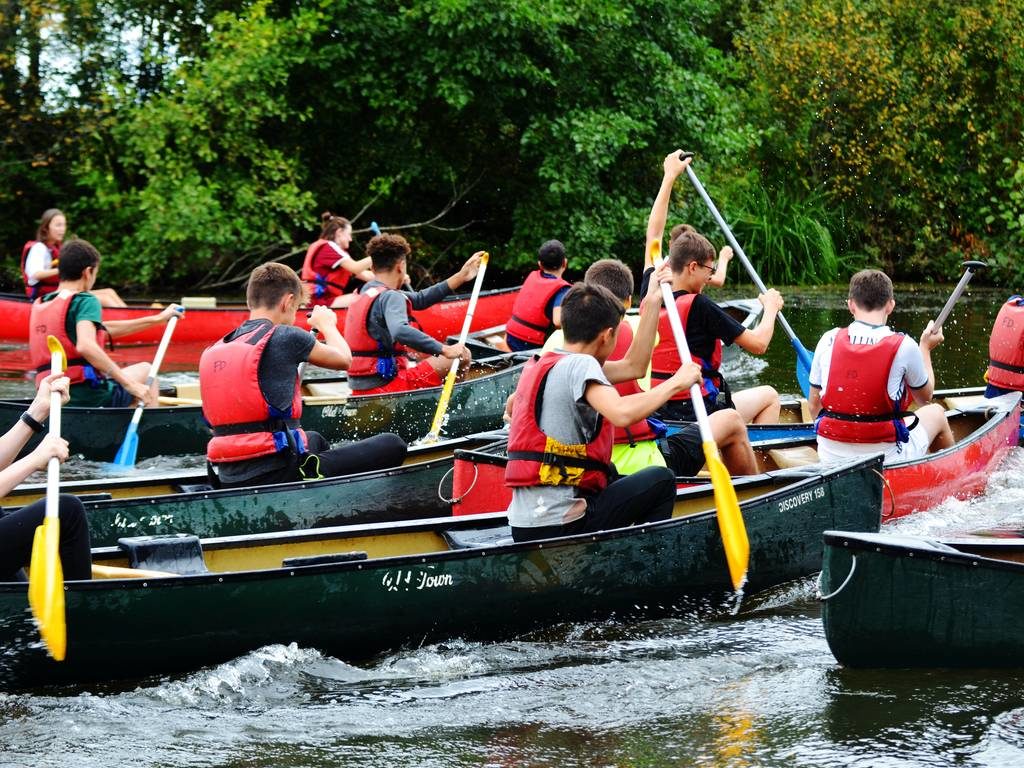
437, 463, 479, 504
872, 469, 897, 520
816, 555, 857, 601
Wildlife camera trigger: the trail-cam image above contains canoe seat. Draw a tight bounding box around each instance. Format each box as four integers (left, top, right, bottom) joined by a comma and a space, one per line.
77, 492, 113, 503
941, 395, 986, 412
442, 525, 513, 550
282, 551, 368, 568
305, 381, 351, 398
117, 534, 209, 575
768, 446, 820, 469
174, 483, 214, 494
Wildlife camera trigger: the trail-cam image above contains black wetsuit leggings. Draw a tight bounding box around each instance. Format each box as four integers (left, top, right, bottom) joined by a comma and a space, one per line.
219, 431, 409, 488
512, 466, 677, 543
0, 494, 92, 581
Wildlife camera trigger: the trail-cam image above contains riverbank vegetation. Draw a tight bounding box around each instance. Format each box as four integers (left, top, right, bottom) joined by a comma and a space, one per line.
2, 0, 1022, 292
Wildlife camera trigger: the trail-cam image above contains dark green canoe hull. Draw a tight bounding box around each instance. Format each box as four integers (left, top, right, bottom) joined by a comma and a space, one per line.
0, 455, 882, 690
75, 434, 503, 546
0, 359, 524, 462
821, 530, 1024, 668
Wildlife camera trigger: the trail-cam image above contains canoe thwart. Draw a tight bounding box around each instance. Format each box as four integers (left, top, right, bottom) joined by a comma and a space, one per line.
181, 296, 217, 308
281, 551, 368, 568
91, 564, 177, 580
441, 525, 514, 550
117, 534, 208, 575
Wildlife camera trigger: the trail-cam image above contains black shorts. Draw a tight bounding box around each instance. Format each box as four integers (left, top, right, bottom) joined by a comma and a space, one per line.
659, 424, 705, 476
655, 394, 726, 423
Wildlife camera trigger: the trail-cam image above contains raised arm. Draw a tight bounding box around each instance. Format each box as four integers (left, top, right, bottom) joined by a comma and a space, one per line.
585, 361, 700, 427
645, 151, 693, 269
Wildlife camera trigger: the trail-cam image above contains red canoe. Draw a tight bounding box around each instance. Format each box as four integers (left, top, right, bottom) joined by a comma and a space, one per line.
0, 286, 520, 345
447, 391, 1022, 521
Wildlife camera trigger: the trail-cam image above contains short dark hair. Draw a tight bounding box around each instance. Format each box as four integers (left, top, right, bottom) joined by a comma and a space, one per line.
247, 262, 304, 309
537, 239, 566, 271
668, 230, 715, 273
560, 283, 625, 344
58, 239, 100, 280
584, 259, 633, 303
848, 269, 894, 311
669, 223, 696, 244
366, 234, 410, 271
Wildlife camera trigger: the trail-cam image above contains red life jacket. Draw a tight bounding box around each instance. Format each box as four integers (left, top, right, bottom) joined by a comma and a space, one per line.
816, 328, 913, 443
343, 285, 415, 381
28, 292, 111, 387
21, 240, 61, 299
610, 321, 658, 444
987, 296, 1024, 392
199, 321, 308, 463
505, 270, 570, 346
505, 352, 614, 494
650, 293, 723, 402
300, 240, 351, 306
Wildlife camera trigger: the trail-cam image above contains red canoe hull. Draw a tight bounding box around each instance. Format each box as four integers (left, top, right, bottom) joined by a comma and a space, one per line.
0, 287, 520, 345
450, 394, 1022, 521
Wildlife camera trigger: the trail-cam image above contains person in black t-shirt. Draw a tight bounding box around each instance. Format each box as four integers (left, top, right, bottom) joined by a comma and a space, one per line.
642, 151, 784, 424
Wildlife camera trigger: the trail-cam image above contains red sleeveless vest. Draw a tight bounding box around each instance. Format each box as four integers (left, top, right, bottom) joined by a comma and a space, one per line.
505, 270, 570, 346
987, 297, 1024, 392
343, 285, 415, 381
610, 321, 658, 444
505, 352, 614, 494
816, 328, 913, 443
29, 292, 110, 387
300, 240, 351, 306
200, 322, 308, 463
650, 293, 722, 402
21, 241, 60, 299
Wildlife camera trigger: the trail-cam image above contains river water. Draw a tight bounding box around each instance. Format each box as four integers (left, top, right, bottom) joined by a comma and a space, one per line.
2, 284, 1024, 767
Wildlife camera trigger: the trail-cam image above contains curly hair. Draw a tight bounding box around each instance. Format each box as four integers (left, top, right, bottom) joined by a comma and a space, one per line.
366, 234, 411, 271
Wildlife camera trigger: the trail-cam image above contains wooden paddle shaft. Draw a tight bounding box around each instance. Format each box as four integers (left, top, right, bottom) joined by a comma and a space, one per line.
683, 163, 801, 343
933, 261, 987, 330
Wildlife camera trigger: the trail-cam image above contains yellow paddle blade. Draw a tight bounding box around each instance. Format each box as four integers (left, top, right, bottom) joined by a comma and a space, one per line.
424, 370, 458, 443
46, 335, 67, 373
703, 440, 749, 592
28, 516, 67, 661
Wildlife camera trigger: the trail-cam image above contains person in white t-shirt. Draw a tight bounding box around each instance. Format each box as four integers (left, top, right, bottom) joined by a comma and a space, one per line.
809, 269, 953, 464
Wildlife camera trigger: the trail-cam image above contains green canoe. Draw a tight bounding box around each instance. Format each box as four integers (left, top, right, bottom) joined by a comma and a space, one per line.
1, 432, 506, 547
821, 529, 1024, 668
0, 355, 525, 462
0, 453, 882, 690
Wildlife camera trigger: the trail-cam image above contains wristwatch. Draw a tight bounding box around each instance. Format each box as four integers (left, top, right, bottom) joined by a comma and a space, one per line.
20, 411, 46, 433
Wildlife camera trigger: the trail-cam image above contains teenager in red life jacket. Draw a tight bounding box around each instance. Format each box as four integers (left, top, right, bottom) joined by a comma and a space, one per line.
200, 262, 407, 488
300, 212, 374, 309
985, 296, 1024, 397
22, 209, 127, 308
27, 240, 182, 408
0, 372, 92, 581
809, 269, 953, 464
504, 240, 571, 351
505, 282, 702, 543
343, 234, 483, 394
643, 151, 784, 425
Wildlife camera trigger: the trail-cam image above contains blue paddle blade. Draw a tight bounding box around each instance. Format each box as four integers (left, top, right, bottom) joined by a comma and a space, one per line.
370, 221, 381, 236
791, 337, 813, 398
113, 424, 139, 466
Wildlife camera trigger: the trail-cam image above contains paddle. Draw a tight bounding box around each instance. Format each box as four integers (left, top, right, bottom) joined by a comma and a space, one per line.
28, 335, 68, 661
370, 221, 382, 237
652, 240, 748, 592
422, 252, 490, 444
933, 260, 987, 331
113, 308, 183, 466
681, 158, 814, 397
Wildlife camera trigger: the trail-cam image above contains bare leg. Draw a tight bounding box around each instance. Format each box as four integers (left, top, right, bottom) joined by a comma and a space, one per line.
913, 403, 954, 453
121, 362, 158, 405
92, 287, 127, 308
730, 386, 781, 424
708, 408, 758, 475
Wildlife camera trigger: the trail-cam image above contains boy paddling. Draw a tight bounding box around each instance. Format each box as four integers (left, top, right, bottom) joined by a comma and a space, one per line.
504, 239, 571, 351
643, 151, 784, 424
200, 262, 406, 488
505, 281, 701, 543
809, 269, 953, 463
27, 239, 181, 407
343, 234, 483, 394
